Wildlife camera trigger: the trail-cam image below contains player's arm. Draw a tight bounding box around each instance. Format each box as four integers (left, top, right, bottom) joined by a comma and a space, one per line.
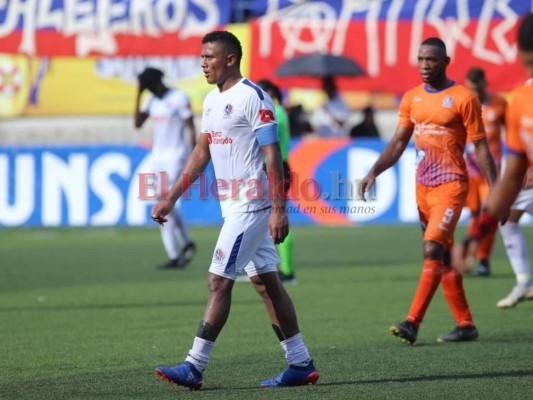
472, 138, 497, 186
134, 82, 149, 128
485, 154, 529, 221
263, 141, 289, 244
358, 125, 413, 200
454, 154, 529, 272
185, 116, 197, 149
151, 133, 211, 225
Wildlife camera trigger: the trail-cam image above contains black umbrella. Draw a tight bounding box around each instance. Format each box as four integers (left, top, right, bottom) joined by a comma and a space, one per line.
276, 53, 364, 77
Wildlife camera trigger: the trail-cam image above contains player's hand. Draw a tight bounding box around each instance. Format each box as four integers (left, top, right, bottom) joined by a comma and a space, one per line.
269, 208, 289, 245
151, 199, 174, 226
451, 240, 477, 275
358, 174, 375, 201
500, 207, 510, 226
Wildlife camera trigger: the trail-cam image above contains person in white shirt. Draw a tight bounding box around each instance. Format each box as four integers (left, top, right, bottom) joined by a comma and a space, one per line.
134, 67, 197, 269
151, 31, 318, 390
311, 76, 351, 137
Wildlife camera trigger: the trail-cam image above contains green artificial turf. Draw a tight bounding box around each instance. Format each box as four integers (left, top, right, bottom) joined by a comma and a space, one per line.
1, 225, 532, 399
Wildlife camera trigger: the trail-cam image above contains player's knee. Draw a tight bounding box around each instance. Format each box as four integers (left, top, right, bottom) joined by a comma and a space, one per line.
423, 240, 444, 260
250, 275, 270, 299
207, 274, 233, 296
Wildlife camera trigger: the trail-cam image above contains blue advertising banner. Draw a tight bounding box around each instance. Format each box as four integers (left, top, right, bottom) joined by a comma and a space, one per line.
0, 139, 485, 227
0, 145, 222, 227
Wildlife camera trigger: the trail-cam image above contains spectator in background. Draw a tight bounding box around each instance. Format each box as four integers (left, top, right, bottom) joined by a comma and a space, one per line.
311, 76, 350, 137
350, 106, 381, 139
257, 79, 297, 283
134, 67, 197, 269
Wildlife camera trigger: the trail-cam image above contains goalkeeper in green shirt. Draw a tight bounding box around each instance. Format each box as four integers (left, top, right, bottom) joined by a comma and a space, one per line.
258, 79, 296, 283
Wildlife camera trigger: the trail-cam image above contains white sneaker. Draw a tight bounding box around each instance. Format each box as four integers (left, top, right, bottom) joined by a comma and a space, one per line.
496, 284, 533, 308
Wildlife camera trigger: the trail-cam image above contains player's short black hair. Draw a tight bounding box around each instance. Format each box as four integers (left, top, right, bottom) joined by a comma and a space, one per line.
257, 79, 283, 103
363, 105, 375, 115
138, 67, 163, 87
466, 67, 486, 83
518, 13, 533, 52
202, 31, 243, 65
421, 37, 448, 56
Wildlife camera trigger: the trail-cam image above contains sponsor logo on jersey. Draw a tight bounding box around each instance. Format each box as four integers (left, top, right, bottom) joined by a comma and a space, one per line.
414, 123, 449, 136
521, 116, 533, 128
214, 248, 225, 264
207, 131, 233, 145
259, 109, 275, 122
442, 96, 453, 108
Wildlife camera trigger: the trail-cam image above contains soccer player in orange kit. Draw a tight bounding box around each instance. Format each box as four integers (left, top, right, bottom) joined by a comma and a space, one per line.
359, 37, 497, 344
455, 13, 533, 305
462, 67, 507, 276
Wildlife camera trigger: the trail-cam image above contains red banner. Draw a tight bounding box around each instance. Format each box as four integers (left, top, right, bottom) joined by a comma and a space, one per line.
250, 18, 528, 93
0, 0, 231, 57
0, 31, 203, 57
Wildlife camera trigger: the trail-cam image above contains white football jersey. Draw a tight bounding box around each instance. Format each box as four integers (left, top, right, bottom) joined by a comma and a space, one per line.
142, 89, 193, 161
201, 78, 277, 217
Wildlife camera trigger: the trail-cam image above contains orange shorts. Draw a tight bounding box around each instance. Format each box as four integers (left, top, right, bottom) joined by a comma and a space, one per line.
464, 175, 489, 213
416, 180, 468, 249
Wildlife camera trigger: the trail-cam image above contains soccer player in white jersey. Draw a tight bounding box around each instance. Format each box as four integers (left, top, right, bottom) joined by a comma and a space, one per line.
497, 171, 533, 308
135, 67, 197, 269
453, 14, 533, 307
151, 31, 319, 389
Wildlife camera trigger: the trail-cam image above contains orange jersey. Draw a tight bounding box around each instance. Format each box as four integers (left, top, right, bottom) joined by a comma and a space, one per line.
465, 93, 506, 177
399, 82, 486, 186
506, 79, 533, 166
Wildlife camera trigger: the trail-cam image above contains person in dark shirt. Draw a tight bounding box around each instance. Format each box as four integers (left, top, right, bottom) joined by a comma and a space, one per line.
350, 106, 381, 139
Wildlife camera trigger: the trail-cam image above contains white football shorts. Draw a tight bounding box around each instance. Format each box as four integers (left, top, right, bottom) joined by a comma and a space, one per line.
512, 188, 533, 214
209, 207, 280, 280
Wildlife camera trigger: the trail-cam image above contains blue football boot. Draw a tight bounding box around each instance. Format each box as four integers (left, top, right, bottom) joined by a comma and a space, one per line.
260, 360, 319, 387
155, 361, 203, 390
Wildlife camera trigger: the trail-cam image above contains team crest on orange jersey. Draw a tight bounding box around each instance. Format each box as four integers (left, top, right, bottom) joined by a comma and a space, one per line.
442, 96, 453, 108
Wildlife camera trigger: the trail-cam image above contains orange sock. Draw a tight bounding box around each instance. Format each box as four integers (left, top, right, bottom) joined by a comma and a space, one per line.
407, 259, 443, 328
441, 266, 474, 327
467, 215, 479, 237
477, 229, 496, 261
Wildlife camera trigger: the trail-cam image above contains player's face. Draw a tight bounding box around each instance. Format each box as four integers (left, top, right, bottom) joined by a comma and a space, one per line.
201, 41, 231, 86
417, 45, 449, 85
519, 49, 533, 78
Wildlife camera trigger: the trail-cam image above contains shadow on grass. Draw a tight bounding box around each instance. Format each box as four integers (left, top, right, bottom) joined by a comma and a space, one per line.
318, 369, 533, 387
165, 369, 533, 392
203, 369, 533, 391
3, 368, 532, 398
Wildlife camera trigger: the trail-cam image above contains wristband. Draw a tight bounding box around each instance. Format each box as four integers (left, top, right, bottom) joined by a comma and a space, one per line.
470, 210, 498, 241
